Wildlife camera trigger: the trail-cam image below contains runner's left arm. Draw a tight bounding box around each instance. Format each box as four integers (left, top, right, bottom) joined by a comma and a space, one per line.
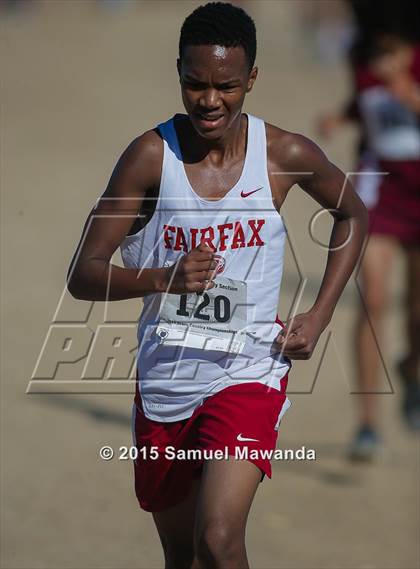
274, 134, 368, 360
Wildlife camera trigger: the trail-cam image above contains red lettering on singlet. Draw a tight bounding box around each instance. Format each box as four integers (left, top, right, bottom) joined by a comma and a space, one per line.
218, 223, 234, 251
190, 227, 199, 249
247, 219, 265, 247
162, 219, 265, 252
163, 224, 176, 249
200, 226, 217, 251
232, 221, 246, 249
174, 227, 188, 252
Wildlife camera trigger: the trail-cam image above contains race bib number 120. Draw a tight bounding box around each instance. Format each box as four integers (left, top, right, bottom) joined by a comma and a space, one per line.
156, 277, 247, 354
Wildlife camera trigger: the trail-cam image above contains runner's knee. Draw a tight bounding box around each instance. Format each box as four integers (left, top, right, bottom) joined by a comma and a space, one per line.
195, 522, 244, 566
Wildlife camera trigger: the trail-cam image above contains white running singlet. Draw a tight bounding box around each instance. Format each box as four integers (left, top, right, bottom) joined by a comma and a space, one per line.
121, 113, 291, 421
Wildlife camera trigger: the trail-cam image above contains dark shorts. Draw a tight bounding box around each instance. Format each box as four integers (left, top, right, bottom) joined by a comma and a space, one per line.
369, 160, 420, 246
132, 378, 289, 512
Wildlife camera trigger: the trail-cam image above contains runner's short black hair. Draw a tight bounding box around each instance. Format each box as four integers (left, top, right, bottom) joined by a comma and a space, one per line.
179, 2, 257, 71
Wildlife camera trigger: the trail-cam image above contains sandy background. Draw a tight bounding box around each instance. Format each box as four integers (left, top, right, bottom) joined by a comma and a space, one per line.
1, 1, 418, 568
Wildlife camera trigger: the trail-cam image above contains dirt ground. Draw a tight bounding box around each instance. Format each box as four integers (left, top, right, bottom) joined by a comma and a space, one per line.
1, 2, 418, 568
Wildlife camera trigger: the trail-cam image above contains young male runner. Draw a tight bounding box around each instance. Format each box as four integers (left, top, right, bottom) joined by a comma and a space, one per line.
68, 3, 367, 567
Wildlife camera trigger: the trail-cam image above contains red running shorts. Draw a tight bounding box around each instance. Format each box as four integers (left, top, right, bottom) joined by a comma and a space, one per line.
369, 160, 420, 246
132, 378, 289, 512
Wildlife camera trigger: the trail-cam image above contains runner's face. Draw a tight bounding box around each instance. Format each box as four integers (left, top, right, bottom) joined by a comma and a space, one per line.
177, 45, 257, 139
371, 46, 412, 82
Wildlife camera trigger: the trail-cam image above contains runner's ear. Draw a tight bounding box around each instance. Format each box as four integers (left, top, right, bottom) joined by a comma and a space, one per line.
246, 66, 258, 92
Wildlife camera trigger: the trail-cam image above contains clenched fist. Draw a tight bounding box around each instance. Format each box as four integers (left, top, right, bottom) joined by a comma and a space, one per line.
162, 242, 218, 294
273, 310, 328, 360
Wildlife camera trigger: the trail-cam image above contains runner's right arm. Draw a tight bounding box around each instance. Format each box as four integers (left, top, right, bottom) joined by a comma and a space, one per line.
67, 131, 216, 301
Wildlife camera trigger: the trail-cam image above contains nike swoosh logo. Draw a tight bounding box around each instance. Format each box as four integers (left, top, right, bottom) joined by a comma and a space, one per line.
237, 433, 259, 442
240, 187, 263, 198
